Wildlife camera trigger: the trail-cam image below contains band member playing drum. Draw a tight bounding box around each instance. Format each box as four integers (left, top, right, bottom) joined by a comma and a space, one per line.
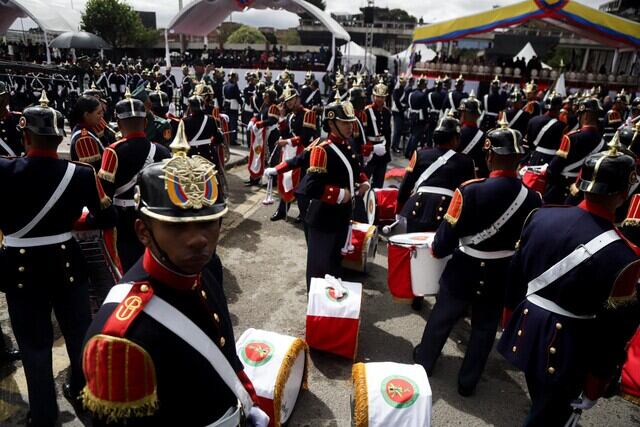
413, 121, 541, 397
396, 113, 476, 310
298, 99, 369, 289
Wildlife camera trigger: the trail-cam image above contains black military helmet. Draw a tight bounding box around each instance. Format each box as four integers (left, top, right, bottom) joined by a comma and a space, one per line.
433, 113, 461, 136
619, 124, 640, 156
348, 86, 366, 111
491, 75, 501, 87
483, 118, 525, 155
631, 97, 640, 113
83, 82, 104, 100
135, 120, 227, 223
149, 85, 170, 115
455, 74, 464, 87
323, 99, 357, 123
545, 93, 563, 111
115, 88, 147, 120
459, 92, 481, 115
0, 81, 8, 96
578, 134, 636, 195
18, 92, 65, 137
509, 87, 524, 103
188, 94, 204, 112
615, 89, 628, 105
578, 97, 603, 114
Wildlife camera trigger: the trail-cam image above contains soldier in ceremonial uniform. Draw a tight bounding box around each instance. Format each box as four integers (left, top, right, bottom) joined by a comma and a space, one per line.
98, 91, 171, 272
224, 72, 243, 146
406, 77, 429, 158
506, 88, 531, 136
0, 93, 117, 426
298, 99, 370, 288
130, 85, 171, 147
604, 90, 627, 132
630, 96, 640, 124
443, 74, 468, 116
183, 94, 225, 176
391, 76, 408, 154
180, 64, 193, 113
524, 80, 541, 117
148, 86, 173, 147
481, 76, 506, 131
363, 83, 392, 188
413, 123, 541, 397
559, 94, 580, 133
525, 94, 567, 166
0, 82, 24, 157
245, 87, 281, 187
242, 72, 258, 143
328, 72, 348, 103
69, 95, 106, 171
498, 142, 640, 427
544, 98, 604, 204
82, 129, 269, 427
458, 93, 487, 177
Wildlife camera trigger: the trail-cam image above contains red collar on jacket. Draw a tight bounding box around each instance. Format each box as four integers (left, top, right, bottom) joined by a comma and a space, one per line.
462, 121, 477, 128
142, 249, 200, 291
26, 148, 58, 159
578, 200, 614, 222
328, 132, 347, 145
122, 131, 147, 140
581, 125, 598, 132
489, 170, 518, 178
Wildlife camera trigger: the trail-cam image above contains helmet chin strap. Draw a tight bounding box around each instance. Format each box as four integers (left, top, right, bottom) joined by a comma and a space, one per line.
332, 120, 349, 140
143, 219, 187, 274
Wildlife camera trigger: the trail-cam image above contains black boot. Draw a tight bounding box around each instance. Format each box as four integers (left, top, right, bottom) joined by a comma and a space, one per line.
270, 201, 287, 221
411, 297, 423, 311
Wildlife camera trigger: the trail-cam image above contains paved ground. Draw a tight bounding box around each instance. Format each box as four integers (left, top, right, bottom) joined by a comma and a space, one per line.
0, 151, 639, 426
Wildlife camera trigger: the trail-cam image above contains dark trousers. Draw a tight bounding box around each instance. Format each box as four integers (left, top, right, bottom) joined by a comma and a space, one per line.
365, 156, 389, 189
6, 282, 91, 426
392, 112, 404, 150
306, 224, 349, 290
405, 122, 426, 158
416, 287, 501, 390
523, 372, 581, 427
116, 207, 144, 273
227, 111, 239, 145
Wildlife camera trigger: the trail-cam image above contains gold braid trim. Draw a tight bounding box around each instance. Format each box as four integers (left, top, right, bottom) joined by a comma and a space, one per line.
606, 289, 638, 309
81, 387, 159, 423
621, 392, 640, 406
273, 338, 309, 427
556, 149, 568, 159
622, 219, 640, 227
352, 363, 368, 427
80, 153, 102, 163
100, 195, 113, 209
306, 166, 327, 173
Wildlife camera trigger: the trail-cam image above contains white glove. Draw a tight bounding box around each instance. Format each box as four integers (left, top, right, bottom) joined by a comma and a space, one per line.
264, 167, 277, 177
373, 143, 387, 157
570, 393, 598, 411
363, 154, 373, 165
247, 406, 270, 427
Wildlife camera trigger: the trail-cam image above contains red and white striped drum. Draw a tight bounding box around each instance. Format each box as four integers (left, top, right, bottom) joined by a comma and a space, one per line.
342, 222, 378, 273
387, 232, 447, 301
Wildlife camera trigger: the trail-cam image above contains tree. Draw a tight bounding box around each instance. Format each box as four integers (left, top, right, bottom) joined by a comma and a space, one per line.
359, 7, 417, 23
226, 25, 267, 44
277, 29, 301, 46
81, 0, 159, 50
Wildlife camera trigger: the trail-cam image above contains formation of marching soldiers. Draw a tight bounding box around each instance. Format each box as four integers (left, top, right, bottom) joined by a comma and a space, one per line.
1, 55, 640, 427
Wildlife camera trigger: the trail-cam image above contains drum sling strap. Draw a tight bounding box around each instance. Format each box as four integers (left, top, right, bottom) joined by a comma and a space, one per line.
328, 143, 356, 254
561, 138, 605, 178
3, 163, 76, 247
104, 284, 254, 415
412, 150, 456, 193
462, 129, 483, 155
113, 144, 157, 207
508, 109, 524, 128
189, 115, 211, 146
305, 89, 319, 106
525, 229, 620, 319
0, 136, 15, 156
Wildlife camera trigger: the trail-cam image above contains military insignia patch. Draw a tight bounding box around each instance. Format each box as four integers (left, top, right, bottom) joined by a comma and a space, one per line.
325, 287, 349, 302
164, 155, 219, 209
241, 340, 274, 367
444, 188, 463, 225
381, 375, 419, 409
18, 116, 26, 129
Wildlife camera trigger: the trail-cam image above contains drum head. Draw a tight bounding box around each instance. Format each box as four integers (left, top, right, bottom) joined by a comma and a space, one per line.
365, 188, 376, 224
389, 232, 435, 247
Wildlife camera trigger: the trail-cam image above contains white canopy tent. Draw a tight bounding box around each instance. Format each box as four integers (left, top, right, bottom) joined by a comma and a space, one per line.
339, 41, 376, 73
391, 44, 436, 72
513, 42, 552, 70
1, 0, 80, 64
168, 0, 350, 70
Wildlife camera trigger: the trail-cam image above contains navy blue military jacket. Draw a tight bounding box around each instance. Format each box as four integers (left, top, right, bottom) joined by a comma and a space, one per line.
0, 151, 117, 292
426, 90, 445, 116
184, 112, 224, 146
408, 90, 428, 122
392, 86, 407, 113
459, 123, 487, 177
505, 107, 531, 136
432, 172, 542, 301
86, 252, 242, 426
398, 146, 475, 231
525, 112, 566, 166
0, 111, 23, 156
223, 82, 242, 108
443, 90, 468, 112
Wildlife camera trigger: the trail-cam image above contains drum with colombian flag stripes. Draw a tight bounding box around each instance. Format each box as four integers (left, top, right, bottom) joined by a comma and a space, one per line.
306, 275, 362, 359
235, 328, 309, 427
352, 362, 432, 427
387, 232, 447, 301
342, 222, 378, 273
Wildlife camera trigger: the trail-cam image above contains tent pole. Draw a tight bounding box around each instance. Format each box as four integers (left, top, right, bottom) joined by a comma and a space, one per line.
44, 31, 51, 64
581, 48, 590, 71
331, 35, 335, 73
611, 49, 619, 75
165, 29, 171, 68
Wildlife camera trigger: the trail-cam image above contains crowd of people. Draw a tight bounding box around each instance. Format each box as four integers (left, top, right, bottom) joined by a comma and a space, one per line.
0, 52, 640, 427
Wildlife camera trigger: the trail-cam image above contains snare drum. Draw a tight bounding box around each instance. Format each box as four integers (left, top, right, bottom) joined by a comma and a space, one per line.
342, 222, 378, 273
387, 233, 447, 300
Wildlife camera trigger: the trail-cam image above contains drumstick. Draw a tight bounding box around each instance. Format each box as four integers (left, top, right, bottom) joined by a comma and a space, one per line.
382, 220, 400, 234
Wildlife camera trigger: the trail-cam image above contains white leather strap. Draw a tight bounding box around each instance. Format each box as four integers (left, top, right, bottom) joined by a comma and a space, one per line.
103, 284, 254, 413
458, 245, 515, 259
561, 138, 605, 176
535, 146, 557, 156
526, 229, 620, 297
509, 109, 524, 128
367, 107, 381, 138
190, 138, 212, 147
417, 186, 454, 197
526, 294, 596, 320
531, 118, 558, 147
428, 92, 436, 111
114, 144, 156, 198
305, 89, 319, 105
460, 185, 529, 246
413, 150, 456, 192
462, 129, 483, 155
0, 136, 16, 156
3, 232, 73, 248
328, 143, 354, 197
9, 163, 75, 238
448, 92, 457, 112
190, 115, 209, 145
206, 403, 242, 427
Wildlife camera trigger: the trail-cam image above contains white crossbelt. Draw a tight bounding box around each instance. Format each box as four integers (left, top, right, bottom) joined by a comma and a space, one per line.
190, 139, 212, 147
243, 103, 254, 113
526, 294, 595, 320
417, 186, 454, 197
104, 284, 254, 413
508, 109, 524, 128
409, 108, 424, 120
531, 118, 558, 147
206, 403, 242, 427
448, 92, 457, 112
113, 144, 156, 206
413, 150, 456, 192
561, 138, 605, 178
367, 107, 383, 143
5, 163, 75, 247
535, 146, 557, 156
305, 89, 319, 105
462, 129, 483, 155
460, 185, 529, 246
226, 99, 240, 111
458, 245, 515, 259
328, 143, 354, 196
189, 116, 209, 146
428, 92, 436, 111
0, 136, 16, 156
